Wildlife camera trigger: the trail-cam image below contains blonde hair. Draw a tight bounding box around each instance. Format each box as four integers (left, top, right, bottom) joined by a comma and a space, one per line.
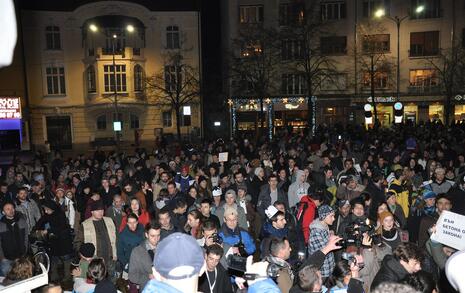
223, 207, 238, 219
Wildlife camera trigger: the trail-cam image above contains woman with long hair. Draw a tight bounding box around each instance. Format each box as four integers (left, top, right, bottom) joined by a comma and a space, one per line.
185, 209, 203, 239
119, 198, 150, 232
0, 257, 34, 286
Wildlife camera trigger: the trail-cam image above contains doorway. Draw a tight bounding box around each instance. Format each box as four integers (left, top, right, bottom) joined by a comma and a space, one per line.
46, 116, 72, 150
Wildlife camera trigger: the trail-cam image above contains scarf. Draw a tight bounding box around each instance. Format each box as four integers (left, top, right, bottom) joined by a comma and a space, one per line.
382, 228, 398, 241
424, 205, 436, 216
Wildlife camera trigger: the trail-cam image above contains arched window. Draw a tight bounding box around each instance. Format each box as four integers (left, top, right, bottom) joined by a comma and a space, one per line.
45, 26, 61, 50
166, 26, 180, 49
87, 66, 96, 93
130, 114, 140, 129
96, 115, 107, 130
134, 65, 143, 92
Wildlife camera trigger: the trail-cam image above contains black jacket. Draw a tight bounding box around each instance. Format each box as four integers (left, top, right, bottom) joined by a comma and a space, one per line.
257, 185, 289, 220
370, 254, 409, 290
448, 185, 465, 216
198, 264, 233, 293
0, 212, 28, 260
364, 181, 385, 221
35, 206, 74, 256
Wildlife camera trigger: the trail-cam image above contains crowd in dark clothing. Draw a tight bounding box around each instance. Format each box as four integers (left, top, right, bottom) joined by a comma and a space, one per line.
0, 121, 465, 292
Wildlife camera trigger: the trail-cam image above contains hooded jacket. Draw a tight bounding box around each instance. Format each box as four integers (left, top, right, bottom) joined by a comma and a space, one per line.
370, 254, 409, 290
288, 170, 310, 208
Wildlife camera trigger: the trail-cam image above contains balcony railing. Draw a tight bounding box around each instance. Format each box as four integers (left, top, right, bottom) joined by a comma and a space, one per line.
407, 85, 441, 94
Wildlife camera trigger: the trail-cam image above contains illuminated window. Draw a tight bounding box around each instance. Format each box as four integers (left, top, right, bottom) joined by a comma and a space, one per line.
363, 71, 388, 89
363, 34, 390, 53
240, 5, 264, 24
104, 65, 127, 93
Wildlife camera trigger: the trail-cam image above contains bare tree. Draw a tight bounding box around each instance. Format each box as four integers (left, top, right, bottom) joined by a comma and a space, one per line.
280, 0, 338, 134
351, 22, 396, 126
145, 53, 201, 140
228, 25, 282, 134
424, 41, 465, 125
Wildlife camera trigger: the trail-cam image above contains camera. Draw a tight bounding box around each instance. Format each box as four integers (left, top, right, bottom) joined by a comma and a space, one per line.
337, 219, 382, 248
209, 233, 223, 245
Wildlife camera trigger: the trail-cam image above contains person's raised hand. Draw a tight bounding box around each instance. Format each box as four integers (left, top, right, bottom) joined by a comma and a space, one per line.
322, 234, 342, 254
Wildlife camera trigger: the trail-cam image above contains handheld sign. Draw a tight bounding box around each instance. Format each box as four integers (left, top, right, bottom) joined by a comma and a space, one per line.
219, 152, 229, 162
430, 211, 465, 250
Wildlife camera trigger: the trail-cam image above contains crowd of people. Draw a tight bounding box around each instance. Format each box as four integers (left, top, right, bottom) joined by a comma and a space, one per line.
0, 121, 465, 292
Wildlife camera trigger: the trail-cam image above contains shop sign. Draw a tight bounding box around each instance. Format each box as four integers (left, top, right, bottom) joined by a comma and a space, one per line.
455, 94, 465, 101
0, 97, 21, 119
367, 96, 396, 103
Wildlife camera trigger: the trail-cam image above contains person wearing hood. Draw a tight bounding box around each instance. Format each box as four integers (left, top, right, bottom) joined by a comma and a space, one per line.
0, 201, 28, 276
370, 243, 423, 290
288, 169, 311, 209
117, 213, 144, 274
215, 189, 248, 230
35, 200, 74, 283
308, 205, 336, 279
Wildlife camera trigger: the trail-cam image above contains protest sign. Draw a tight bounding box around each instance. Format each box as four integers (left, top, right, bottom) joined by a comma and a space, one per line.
219, 152, 228, 162
430, 211, 465, 250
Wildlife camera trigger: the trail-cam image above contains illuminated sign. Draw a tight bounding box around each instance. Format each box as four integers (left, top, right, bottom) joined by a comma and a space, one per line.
0, 97, 21, 119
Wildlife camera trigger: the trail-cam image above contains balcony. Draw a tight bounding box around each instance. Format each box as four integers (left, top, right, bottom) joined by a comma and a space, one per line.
407, 85, 441, 94
87, 47, 144, 60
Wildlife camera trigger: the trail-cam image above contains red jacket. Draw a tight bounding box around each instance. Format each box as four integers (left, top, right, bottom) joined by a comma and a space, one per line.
119, 210, 151, 232
297, 196, 317, 244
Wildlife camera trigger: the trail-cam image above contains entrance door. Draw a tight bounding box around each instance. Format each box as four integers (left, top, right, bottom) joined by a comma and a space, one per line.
46, 116, 72, 150
0, 130, 20, 150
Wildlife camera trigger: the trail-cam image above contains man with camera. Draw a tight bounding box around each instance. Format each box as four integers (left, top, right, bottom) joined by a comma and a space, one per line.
218, 207, 255, 257
198, 244, 233, 293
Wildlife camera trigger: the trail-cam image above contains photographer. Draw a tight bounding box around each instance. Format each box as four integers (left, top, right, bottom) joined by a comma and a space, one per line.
218, 207, 255, 258
199, 220, 221, 249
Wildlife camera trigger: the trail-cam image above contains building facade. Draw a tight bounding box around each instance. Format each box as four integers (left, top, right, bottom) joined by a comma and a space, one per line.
15, 0, 201, 150
222, 0, 465, 135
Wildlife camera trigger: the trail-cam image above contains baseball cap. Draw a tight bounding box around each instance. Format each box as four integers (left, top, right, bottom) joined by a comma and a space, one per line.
153, 232, 204, 280
265, 205, 279, 220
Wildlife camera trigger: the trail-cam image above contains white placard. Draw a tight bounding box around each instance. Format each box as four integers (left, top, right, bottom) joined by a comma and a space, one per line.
430, 211, 465, 250
219, 152, 228, 162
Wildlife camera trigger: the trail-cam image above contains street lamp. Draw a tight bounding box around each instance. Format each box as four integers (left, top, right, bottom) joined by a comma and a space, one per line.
89, 23, 135, 149
375, 6, 425, 102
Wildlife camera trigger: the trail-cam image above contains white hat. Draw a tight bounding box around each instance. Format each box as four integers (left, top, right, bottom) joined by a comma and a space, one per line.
446, 249, 465, 292
265, 205, 279, 220
212, 187, 222, 197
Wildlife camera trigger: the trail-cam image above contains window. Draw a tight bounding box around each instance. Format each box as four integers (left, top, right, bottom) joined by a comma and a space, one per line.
45, 26, 61, 50
103, 29, 125, 55
410, 0, 441, 19
240, 5, 264, 24
164, 65, 182, 92
282, 40, 304, 60
162, 111, 172, 127
409, 69, 439, 88
410, 31, 439, 57
179, 109, 191, 127
130, 114, 140, 129
321, 74, 347, 91
134, 65, 143, 92
363, 0, 390, 17
104, 65, 127, 93
321, 1, 347, 21
320, 36, 347, 55
281, 74, 307, 95
96, 115, 107, 130
363, 34, 390, 53
46, 67, 66, 95
241, 41, 262, 57
166, 26, 180, 49
86, 66, 96, 93
279, 3, 305, 26
363, 71, 389, 89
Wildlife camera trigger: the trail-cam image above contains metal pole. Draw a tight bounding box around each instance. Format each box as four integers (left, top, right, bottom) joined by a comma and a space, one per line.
396, 17, 400, 101
112, 37, 120, 149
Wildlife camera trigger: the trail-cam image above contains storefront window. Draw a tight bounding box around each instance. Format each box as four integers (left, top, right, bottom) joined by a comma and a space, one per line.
404, 105, 418, 123
429, 104, 443, 121
454, 105, 465, 121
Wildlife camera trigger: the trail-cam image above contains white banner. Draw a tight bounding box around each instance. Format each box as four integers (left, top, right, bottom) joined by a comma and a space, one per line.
430, 211, 465, 250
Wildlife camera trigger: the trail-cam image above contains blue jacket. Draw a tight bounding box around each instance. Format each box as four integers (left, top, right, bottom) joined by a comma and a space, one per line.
260, 221, 289, 239
117, 224, 144, 268
218, 224, 256, 255
174, 174, 193, 194
248, 278, 281, 293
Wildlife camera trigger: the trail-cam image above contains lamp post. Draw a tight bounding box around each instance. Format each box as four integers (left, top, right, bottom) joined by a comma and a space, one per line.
375, 5, 425, 102
89, 24, 134, 149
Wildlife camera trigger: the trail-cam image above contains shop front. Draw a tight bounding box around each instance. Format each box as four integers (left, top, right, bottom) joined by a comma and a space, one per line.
0, 97, 22, 150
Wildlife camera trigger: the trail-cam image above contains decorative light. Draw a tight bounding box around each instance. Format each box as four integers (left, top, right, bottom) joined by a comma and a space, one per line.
298, 97, 305, 103
282, 98, 288, 104
285, 104, 299, 110
227, 99, 233, 106
374, 9, 385, 18
265, 98, 271, 104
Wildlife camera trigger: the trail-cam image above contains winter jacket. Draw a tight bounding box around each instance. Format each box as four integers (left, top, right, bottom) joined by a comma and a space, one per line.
117, 224, 144, 269
218, 224, 256, 256
389, 179, 410, 218
370, 254, 409, 290
296, 195, 318, 245
308, 220, 334, 278
288, 171, 310, 208
15, 198, 41, 234
248, 278, 281, 293
260, 221, 289, 257
128, 240, 155, 289
57, 196, 76, 229
430, 179, 452, 195
174, 174, 194, 194
418, 212, 439, 249
336, 183, 365, 202
249, 175, 267, 206
448, 185, 465, 215
257, 184, 289, 220
0, 212, 28, 260
215, 203, 248, 230
35, 207, 74, 257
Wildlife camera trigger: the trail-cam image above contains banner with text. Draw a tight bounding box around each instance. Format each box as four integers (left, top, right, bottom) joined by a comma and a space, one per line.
430, 211, 465, 250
